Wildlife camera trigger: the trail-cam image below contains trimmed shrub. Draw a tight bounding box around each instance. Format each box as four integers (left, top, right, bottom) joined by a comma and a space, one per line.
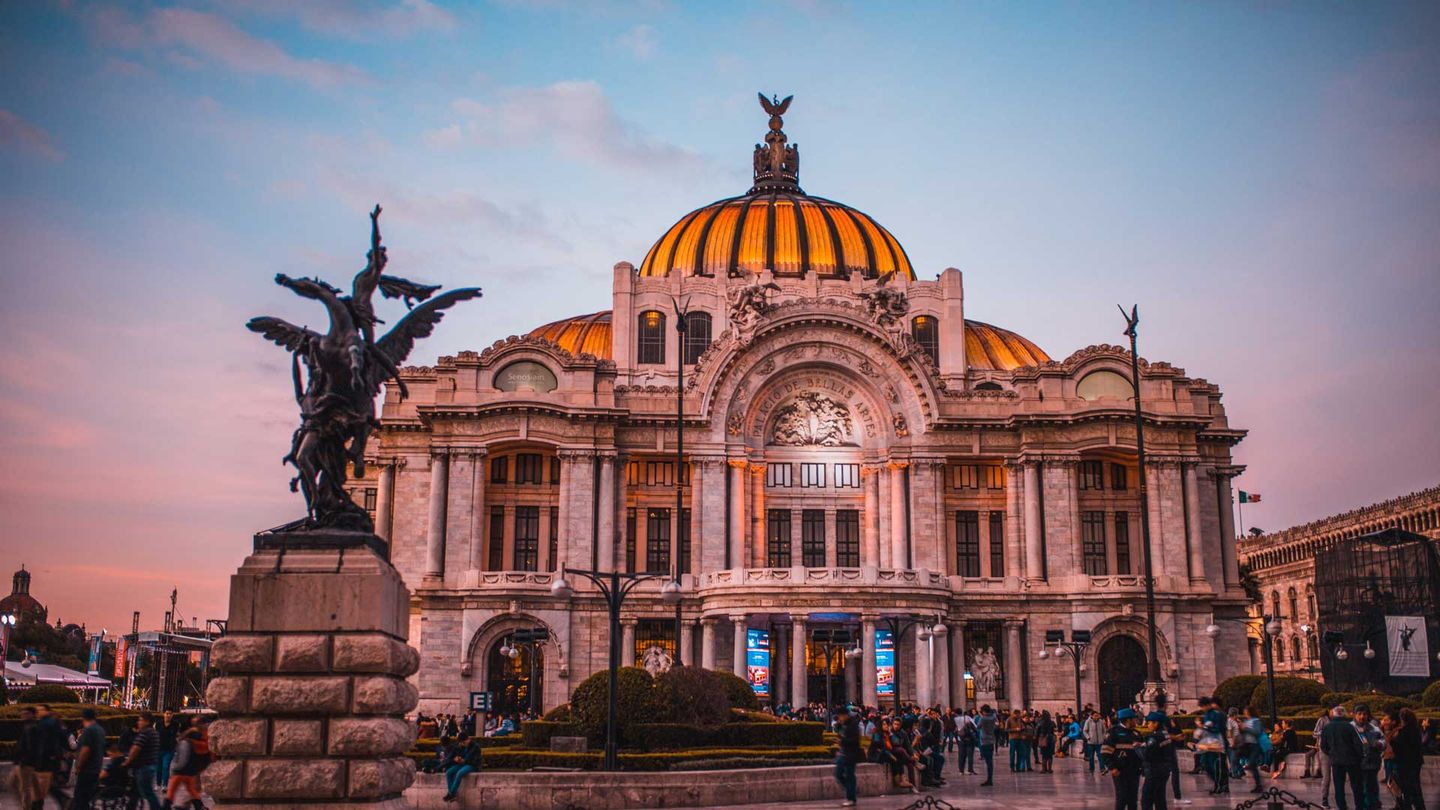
569, 666, 656, 746
0, 705, 138, 742
15, 684, 81, 704
730, 708, 777, 723
1250, 677, 1327, 714
474, 745, 835, 771
1214, 675, 1264, 712
1279, 705, 1327, 718
1343, 693, 1419, 716
653, 667, 730, 726
520, 720, 584, 749
1320, 692, 1356, 708
542, 703, 573, 721
1421, 681, 1440, 708
630, 722, 825, 751
714, 670, 759, 710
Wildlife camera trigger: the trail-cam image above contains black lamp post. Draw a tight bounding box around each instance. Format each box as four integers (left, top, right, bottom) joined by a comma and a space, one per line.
1039, 629, 1091, 715
1120, 305, 1165, 707
878, 615, 946, 713
1208, 615, 1281, 726
812, 628, 862, 724
671, 296, 689, 662
552, 568, 680, 770
498, 628, 550, 715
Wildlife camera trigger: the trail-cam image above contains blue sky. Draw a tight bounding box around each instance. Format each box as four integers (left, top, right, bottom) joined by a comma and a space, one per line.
1, 1, 1437, 631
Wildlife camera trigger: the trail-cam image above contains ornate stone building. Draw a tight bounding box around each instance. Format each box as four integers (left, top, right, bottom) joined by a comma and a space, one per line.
357, 99, 1252, 716
1238, 485, 1440, 679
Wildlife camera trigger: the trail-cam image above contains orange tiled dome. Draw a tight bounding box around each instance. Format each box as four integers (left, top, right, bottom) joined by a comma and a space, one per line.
527, 311, 1048, 371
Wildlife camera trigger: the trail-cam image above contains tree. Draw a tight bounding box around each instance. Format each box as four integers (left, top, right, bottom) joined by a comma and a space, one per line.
1237, 561, 1263, 606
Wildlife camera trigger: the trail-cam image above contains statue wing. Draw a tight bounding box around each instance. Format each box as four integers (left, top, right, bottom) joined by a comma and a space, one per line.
246, 316, 319, 354
775, 95, 792, 115
368, 287, 483, 394
758, 92, 774, 114
377, 275, 442, 308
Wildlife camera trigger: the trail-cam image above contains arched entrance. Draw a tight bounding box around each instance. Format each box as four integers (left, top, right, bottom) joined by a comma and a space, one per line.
486, 638, 544, 715
1096, 635, 1147, 715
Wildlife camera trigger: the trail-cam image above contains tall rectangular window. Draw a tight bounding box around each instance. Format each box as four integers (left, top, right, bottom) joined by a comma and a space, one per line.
645, 508, 670, 574
633, 619, 675, 667
487, 506, 504, 570
363, 488, 377, 511
801, 510, 826, 567
1110, 463, 1128, 491
547, 506, 558, 572
678, 509, 691, 576
1081, 510, 1107, 574
766, 509, 791, 567
834, 463, 860, 488
490, 456, 508, 484
513, 506, 539, 571
682, 312, 711, 365
986, 465, 1006, 490
766, 462, 792, 488
625, 508, 637, 573
1114, 512, 1132, 575
836, 510, 860, 567
550, 456, 562, 485
515, 453, 544, 484
800, 463, 826, 488
637, 310, 666, 364
1079, 460, 1105, 490
956, 510, 981, 577
952, 464, 980, 490
988, 512, 1005, 576
911, 315, 939, 365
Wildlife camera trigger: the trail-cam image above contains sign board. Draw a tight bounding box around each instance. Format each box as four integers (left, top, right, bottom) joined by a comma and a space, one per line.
1386, 616, 1430, 677
114, 638, 128, 679
87, 635, 102, 675
746, 628, 771, 697
875, 628, 895, 696
469, 691, 494, 712
495, 361, 558, 393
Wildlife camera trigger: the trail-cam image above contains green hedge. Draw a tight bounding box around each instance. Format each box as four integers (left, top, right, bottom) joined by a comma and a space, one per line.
570, 666, 656, 746
630, 722, 825, 751
1320, 692, 1356, 708
520, 721, 584, 749
1251, 677, 1327, 714
714, 670, 760, 711
412, 736, 524, 753
0, 705, 139, 742
1421, 681, 1440, 708
15, 685, 81, 704
1342, 693, 1420, 716
463, 745, 835, 771
653, 667, 731, 726
1214, 675, 1264, 711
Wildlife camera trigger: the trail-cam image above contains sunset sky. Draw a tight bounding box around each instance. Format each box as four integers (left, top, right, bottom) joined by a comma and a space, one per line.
1, 1, 1436, 634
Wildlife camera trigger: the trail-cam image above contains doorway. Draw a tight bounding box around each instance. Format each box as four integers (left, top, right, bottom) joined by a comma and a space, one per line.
487, 638, 544, 715
1096, 634, 1147, 715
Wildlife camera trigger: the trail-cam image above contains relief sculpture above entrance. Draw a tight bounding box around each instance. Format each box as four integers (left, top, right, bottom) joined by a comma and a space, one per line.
770, 392, 856, 447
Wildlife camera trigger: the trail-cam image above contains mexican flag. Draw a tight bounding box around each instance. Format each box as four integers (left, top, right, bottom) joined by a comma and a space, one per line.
1239, 491, 1262, 504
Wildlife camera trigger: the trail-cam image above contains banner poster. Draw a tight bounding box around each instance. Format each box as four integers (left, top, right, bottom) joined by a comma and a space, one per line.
88, 635, 102, 675
876, 628, 895, 696
745, 629, 771, 697
114, 638, 128, 679
1386, 616, 1430, 678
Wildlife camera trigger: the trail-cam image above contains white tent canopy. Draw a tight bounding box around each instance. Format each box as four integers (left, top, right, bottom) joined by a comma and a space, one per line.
5, 661, 113, 688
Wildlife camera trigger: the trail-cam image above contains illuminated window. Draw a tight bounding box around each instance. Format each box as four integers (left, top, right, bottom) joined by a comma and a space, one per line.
490, 455, 509, 484
513, 506, 539, 571
634, 619, 675, 667
1079, 460, 1105, 490
988, 512, 1004, 576
836, 510, 860, 567
637, 310, 666, 364
956, 511, 981, 577
1114, 512, 1131, 575
952, 464, 980, 490
516, 453, 544, 484
682, 311, 711, 365
766, 509, 791, 567
986, 465, 1006, 490
834, 463, 860, 488
800, 463, 825, 488
645, 508, 671, 574
1081, 511, 1107, 575
911, 316, 939, 364
801, 510, 826, 567
548, 506, 558, 572
766, 463, 792, 488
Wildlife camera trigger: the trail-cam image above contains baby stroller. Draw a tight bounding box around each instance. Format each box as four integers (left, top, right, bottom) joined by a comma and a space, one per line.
93, 759, 137, 810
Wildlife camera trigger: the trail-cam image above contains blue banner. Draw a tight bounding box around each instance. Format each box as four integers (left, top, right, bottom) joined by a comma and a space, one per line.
746, 628, 771, 697
875, 628, 895, 696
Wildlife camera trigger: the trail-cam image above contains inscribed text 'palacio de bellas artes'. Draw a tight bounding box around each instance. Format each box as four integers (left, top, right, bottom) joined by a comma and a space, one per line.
352, 94, 1251, 718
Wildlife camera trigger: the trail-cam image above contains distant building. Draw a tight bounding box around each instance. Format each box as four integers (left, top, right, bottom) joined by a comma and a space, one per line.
1238, 485, 1440, 680
0, 566, 48, 625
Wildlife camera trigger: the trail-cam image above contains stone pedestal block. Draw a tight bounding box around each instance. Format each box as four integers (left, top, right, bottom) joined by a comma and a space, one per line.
208, 538, 419, 810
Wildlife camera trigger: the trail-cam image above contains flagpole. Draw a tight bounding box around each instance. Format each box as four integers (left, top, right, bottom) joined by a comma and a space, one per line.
1237, 495, 1245, 538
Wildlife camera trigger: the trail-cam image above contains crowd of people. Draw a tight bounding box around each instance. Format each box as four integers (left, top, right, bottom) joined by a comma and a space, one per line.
414, 708, 532, 741
7, 706, 211, 810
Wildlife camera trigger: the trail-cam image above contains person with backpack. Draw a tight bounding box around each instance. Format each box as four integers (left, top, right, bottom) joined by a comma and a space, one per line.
956, 708, 977, 775
164, 719, 209, 810
1352, 704, 1385, 810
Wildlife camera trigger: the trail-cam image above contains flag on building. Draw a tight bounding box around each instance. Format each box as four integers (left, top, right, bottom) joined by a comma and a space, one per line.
1239, 491, 1262, 503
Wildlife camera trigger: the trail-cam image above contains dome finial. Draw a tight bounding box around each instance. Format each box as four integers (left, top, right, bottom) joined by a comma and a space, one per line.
751, 92, 802, 194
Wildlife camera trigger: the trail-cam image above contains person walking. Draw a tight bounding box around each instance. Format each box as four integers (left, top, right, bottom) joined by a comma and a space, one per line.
164, 720, 210, 810
1352, 704, 1384, 810
957, 708, 977, 775
976, 704, 998, 787
71, 709, 109, 810
1237, 706, 1266, 793
122, 713, 163, 810
1084, 709, 1108, 775
833, 705, 862, 807
155, 712, 181, 790
31, 704, 67, 810
1322, 706, 1364, 810
1103, 708, 1144, 810
1036, 710, 1056, 773
1388, 708, 1424, 810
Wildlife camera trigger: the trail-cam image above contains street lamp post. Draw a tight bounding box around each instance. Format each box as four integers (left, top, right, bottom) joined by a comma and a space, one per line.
552, 567, 681, 770
1120, 305, 1165, 709
671, 296, 689, 662
812, 628, 863, 724
1207, 615, 1282, 726
1038, 629, 1092, 714
0, 612, 15, 684
498, 628, 550, 715
878, 615, 947, 713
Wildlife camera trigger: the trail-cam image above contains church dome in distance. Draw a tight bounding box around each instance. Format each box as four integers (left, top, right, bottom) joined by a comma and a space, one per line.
639, 94, 914, 280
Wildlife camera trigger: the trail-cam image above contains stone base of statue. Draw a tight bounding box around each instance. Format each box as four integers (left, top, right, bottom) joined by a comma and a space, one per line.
976, 690, 998, 708
1139, 680, 1168, 715
204, 531, 420, 810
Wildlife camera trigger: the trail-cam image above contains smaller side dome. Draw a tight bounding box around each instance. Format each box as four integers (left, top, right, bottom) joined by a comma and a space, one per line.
965, 320, 1050, 370
528, 311, 612, 358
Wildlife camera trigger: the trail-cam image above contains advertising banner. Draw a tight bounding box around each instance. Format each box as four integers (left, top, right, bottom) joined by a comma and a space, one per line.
87, 635, 102, 675
876, 628, 895, 696
1386, 615, 1431, 678
746, 628, 771, 697
114, 638, 128, 679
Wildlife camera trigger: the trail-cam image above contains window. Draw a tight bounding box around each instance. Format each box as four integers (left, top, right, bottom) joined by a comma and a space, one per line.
836, 510, 860, 567
911, 315, 939, 365
1270, 591, 1282, 618
1079, 460, 1105, 490
625, 508, 637, 573
1306, 588, 1316, 620
956, 511, 981, 577
800, 463, 826, 488
645, 508, 670, 574
515, 453, 544, 484
633, 619, 675, 667
550, 457, 561, 485
548, 506, 558, 572
988, 512, 1004, 576
490, 456, 509, 484
1110, 463, 1128, 491
487, 507, 504, 570
1076, 369, 1131, 401
975, 382, 1003, 392
630, 461, 685, 487
1289, 636, 1302, 662
767, 509, 791, 567
1275, 638, 1285, 664
834, 463, 860, 488
363, 487, 377, 511
986, 465, 1006, 490
678, 508, 691, 576
1307, 635, 1319, 661
801, 510, 826, 567
766, 462, 792, 488
1287, 587, 1299, 621
513, 506, 539, 571
637, 310, 666, 364
1081, 511, 1108, 575
1114, 512, 1131, 575
952, 464, 980, 490
682, 311, 711, 365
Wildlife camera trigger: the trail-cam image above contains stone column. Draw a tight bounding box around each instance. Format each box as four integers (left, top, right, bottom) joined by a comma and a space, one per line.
696, 458, 727, 574
444, 451, 479, 583
791, 615, 808, 708
464, 452, 487, 572
680, 620, 696, 667
1068, 461, 1084, 577
861, 617, 878, 709
1183, 462, 1207, 585
1004, 462, 1024, 583
862, 464, 884, 568
750, 464, 766, 567
731, 615, 748, 679
613, 453, 630, 572
1003, 620, 1025, 709
949, 623, 967, 709
596, 451, 617, 572
1023, 462, 1044, 583
700, 619, 717, 670
424, 450, 449, 584
932, 626, 951, 709
620, 620, 636, 668
207, 542, 420, 809
775, 624, 789, 704
915, 630, 933, 708
557, 450, 595, 572
1216, 470, 1240, 589
727, 460, 748, 569
374, 459, 400, 543
910, 460, 945, 571
888, 461, 909, 569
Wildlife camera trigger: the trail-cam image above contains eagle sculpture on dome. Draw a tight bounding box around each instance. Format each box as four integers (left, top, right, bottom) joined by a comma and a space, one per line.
758, 93, 792, 120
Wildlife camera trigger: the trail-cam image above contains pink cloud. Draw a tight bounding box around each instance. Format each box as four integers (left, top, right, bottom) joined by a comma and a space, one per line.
0, 109, 63, 162
211, 0, 457, 40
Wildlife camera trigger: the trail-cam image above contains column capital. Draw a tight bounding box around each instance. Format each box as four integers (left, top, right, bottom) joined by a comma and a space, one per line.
790, 613, 808, 625
727, 458, 750, 470
431, 447, 451, 460
860, 614, 880, 624
692, 455, 726, 470
700, 616, 719, 626
730, 614, 748, 626
1003, 619, 1025, 629
1145, 455, 1184, 469
557, 448, 597, 461
886, 460, 910, 471
620, 618, 638, 628
860, 462, 884, 477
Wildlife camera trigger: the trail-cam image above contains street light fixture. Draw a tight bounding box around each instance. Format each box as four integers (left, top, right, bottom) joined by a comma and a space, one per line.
878, 615, 947, 713
1038, 630, 1092, 714
1207, 614, 1283, 726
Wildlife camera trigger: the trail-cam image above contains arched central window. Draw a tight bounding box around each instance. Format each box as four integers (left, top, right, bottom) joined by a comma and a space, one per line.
682, 311, 711, 365
1287, 587, 1299, 621
637, 310, 666, 364
911, 316, 939, 364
